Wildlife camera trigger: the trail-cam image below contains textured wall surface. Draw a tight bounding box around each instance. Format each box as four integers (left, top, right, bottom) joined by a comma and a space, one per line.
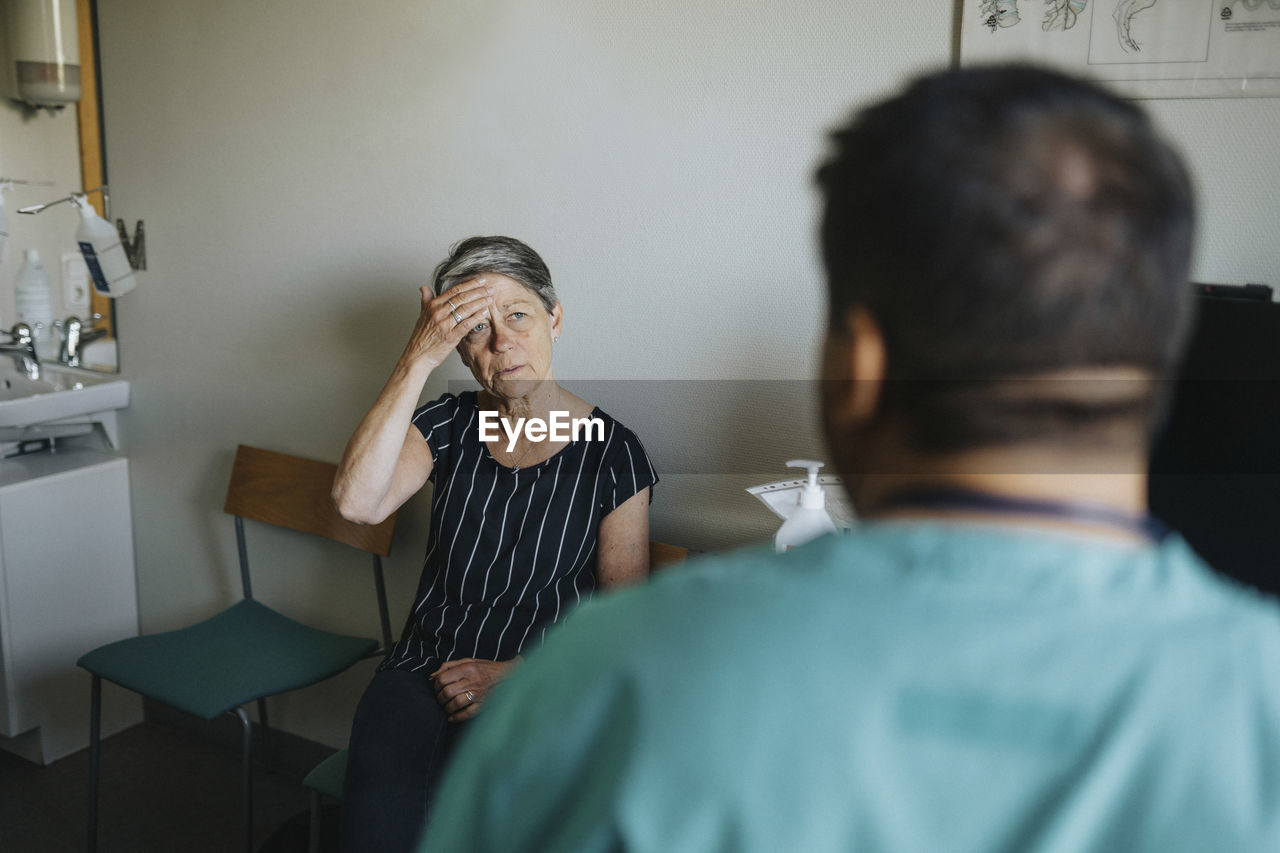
93, 0, 1280, 745
1148, 96, 1280, 284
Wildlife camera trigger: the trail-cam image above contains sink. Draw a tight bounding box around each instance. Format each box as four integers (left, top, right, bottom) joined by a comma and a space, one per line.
0, 373, 57, 401
0, 365, 129, 438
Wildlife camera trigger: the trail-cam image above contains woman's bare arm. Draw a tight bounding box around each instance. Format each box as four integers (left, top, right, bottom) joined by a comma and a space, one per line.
333, 282, 492, 524
596, 488, 651, 590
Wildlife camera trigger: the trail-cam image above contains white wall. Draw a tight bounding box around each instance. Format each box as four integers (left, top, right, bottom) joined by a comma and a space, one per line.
92, 0, 1280, 746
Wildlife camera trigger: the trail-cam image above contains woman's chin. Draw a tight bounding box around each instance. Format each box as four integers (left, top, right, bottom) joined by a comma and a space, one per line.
489, 374, 552, 400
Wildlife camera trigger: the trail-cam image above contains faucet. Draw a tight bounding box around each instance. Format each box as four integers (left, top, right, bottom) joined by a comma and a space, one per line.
60, 315, 109, 368
0, 323, 40, 379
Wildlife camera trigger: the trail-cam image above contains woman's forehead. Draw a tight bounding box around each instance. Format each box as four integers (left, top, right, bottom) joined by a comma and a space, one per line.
467, 273, 540, 307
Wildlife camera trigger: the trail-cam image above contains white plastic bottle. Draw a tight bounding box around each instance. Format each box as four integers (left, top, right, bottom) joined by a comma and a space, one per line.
15, 249, 56, 358
774, 459, 839, 552
74, 195, 136, 297
0, 184, 10, 263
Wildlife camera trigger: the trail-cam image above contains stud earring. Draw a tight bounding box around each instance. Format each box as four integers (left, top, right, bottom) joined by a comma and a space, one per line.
553, 336, 559, 343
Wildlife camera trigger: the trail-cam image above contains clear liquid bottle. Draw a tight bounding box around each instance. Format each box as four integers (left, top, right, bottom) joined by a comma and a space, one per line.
15, 249, 56, 358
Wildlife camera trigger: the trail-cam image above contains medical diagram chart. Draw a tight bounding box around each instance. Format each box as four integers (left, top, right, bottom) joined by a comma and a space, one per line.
961, 1, 1280, 97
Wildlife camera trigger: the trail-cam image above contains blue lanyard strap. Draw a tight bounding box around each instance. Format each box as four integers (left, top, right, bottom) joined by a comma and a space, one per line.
871, 486, 1169, 543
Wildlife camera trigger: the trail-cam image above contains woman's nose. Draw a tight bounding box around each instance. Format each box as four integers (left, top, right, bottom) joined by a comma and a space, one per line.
489, 326, 513, 352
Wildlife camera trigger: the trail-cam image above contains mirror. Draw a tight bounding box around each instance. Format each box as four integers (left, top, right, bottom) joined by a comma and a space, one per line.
0, 0, 120, 374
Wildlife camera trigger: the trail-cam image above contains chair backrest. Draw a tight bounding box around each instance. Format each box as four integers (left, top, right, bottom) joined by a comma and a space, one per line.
224, 445, 396, 556
649, 541, 689, 571
223, 445, 398, 650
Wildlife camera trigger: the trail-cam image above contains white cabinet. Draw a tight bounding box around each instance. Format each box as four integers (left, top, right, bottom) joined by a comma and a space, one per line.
0, 448, 142, 764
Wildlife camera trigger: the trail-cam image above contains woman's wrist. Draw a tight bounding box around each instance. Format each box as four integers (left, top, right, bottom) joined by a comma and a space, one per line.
388, 351, 436, 390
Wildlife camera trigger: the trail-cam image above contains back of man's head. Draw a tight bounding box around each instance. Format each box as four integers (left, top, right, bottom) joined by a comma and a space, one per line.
816, 64, 1196, 454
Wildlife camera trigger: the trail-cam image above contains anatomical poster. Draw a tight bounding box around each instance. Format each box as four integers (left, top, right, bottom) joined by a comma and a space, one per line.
960, 1, 1280, 98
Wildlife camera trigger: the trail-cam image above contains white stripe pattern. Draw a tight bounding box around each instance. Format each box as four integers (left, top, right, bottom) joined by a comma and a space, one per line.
381, 392, 658, 675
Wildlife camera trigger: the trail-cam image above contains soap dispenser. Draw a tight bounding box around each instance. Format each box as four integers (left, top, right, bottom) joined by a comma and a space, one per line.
73, 194, 136, 297
774, 459, 838, 552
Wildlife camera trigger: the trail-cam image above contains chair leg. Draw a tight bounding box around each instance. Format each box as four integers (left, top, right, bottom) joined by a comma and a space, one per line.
234, 707, 253, 853
87, 675, 102, 853
308, 791, 322, 853
257, 697, 272, 762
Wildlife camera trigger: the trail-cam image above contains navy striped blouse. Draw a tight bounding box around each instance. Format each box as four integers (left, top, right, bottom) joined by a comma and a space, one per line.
381, 391, 658, 674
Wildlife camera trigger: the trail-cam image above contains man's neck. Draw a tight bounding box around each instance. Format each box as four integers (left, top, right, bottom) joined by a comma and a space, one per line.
849, 442, 1151, 542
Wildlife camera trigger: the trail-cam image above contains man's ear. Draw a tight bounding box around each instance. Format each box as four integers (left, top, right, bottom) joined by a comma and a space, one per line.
822, 306, 887, 430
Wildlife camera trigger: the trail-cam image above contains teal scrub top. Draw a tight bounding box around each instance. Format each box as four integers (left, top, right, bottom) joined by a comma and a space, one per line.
422, 522, 1280, 852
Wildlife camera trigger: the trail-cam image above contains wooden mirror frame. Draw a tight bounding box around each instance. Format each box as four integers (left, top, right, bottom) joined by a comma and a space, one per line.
75, 0, 116, 343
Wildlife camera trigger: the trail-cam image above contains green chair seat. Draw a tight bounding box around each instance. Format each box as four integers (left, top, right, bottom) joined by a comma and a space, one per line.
303, 748, 348, 800
78, 599, 377, 721
82, 446, 399, 853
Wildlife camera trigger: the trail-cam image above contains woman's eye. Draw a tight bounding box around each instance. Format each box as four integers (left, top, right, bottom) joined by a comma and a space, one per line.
468, 322, 488, 336
508, 312, 527, 321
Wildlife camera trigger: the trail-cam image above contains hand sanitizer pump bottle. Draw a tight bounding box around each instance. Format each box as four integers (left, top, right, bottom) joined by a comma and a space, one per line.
74, 194, 136, 297
774, 459, 839, 552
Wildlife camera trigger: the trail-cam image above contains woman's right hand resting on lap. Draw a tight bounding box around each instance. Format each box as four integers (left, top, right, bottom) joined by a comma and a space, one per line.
332, 281, 494, 525
430, 657, 521, 723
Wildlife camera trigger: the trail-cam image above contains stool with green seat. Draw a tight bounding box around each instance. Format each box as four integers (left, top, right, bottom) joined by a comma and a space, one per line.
302, 748, 348, 852
78, 445, 397, 853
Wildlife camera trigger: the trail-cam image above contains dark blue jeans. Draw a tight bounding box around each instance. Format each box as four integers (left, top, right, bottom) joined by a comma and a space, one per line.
340, 669, 464, 853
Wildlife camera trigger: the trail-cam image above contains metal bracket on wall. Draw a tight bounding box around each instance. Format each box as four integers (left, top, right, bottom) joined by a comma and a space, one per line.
116, 220, 145, 270
17, 187, 148, 272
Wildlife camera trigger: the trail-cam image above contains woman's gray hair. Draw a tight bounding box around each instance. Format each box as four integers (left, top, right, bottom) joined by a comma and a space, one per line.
432, 236, 559, 313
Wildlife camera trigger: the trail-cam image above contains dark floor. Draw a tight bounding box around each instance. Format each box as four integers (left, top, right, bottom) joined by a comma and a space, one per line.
0, 718, 340, 853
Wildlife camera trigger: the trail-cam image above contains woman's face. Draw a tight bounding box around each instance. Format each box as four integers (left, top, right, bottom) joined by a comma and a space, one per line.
455, 273, 562, 400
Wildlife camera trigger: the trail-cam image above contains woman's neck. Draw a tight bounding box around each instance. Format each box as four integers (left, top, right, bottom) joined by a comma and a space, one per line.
483, 381, 562, 422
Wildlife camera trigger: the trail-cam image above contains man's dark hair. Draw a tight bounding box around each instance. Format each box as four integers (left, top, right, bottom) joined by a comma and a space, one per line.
815, 64, 1196, 453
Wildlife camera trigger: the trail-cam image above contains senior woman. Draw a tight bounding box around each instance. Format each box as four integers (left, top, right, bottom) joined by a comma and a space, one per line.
332, 235, 657, 851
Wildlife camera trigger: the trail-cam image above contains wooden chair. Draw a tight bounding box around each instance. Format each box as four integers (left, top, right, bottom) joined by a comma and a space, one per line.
301, 539, 690, 851
77, 445, 396, 853
649, 540, 689, 570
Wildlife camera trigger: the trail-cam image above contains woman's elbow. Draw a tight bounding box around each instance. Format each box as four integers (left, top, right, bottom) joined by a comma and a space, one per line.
331, 484, 387, 526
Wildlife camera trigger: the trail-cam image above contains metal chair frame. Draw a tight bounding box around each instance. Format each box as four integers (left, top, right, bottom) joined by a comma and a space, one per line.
84, 445, 396, 853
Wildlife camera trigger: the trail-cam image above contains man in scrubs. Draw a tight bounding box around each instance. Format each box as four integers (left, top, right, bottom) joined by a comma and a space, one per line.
420, 64, 1280, 853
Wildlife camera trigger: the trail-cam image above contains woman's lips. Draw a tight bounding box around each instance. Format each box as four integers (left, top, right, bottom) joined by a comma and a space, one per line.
497, 364, 524, 377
